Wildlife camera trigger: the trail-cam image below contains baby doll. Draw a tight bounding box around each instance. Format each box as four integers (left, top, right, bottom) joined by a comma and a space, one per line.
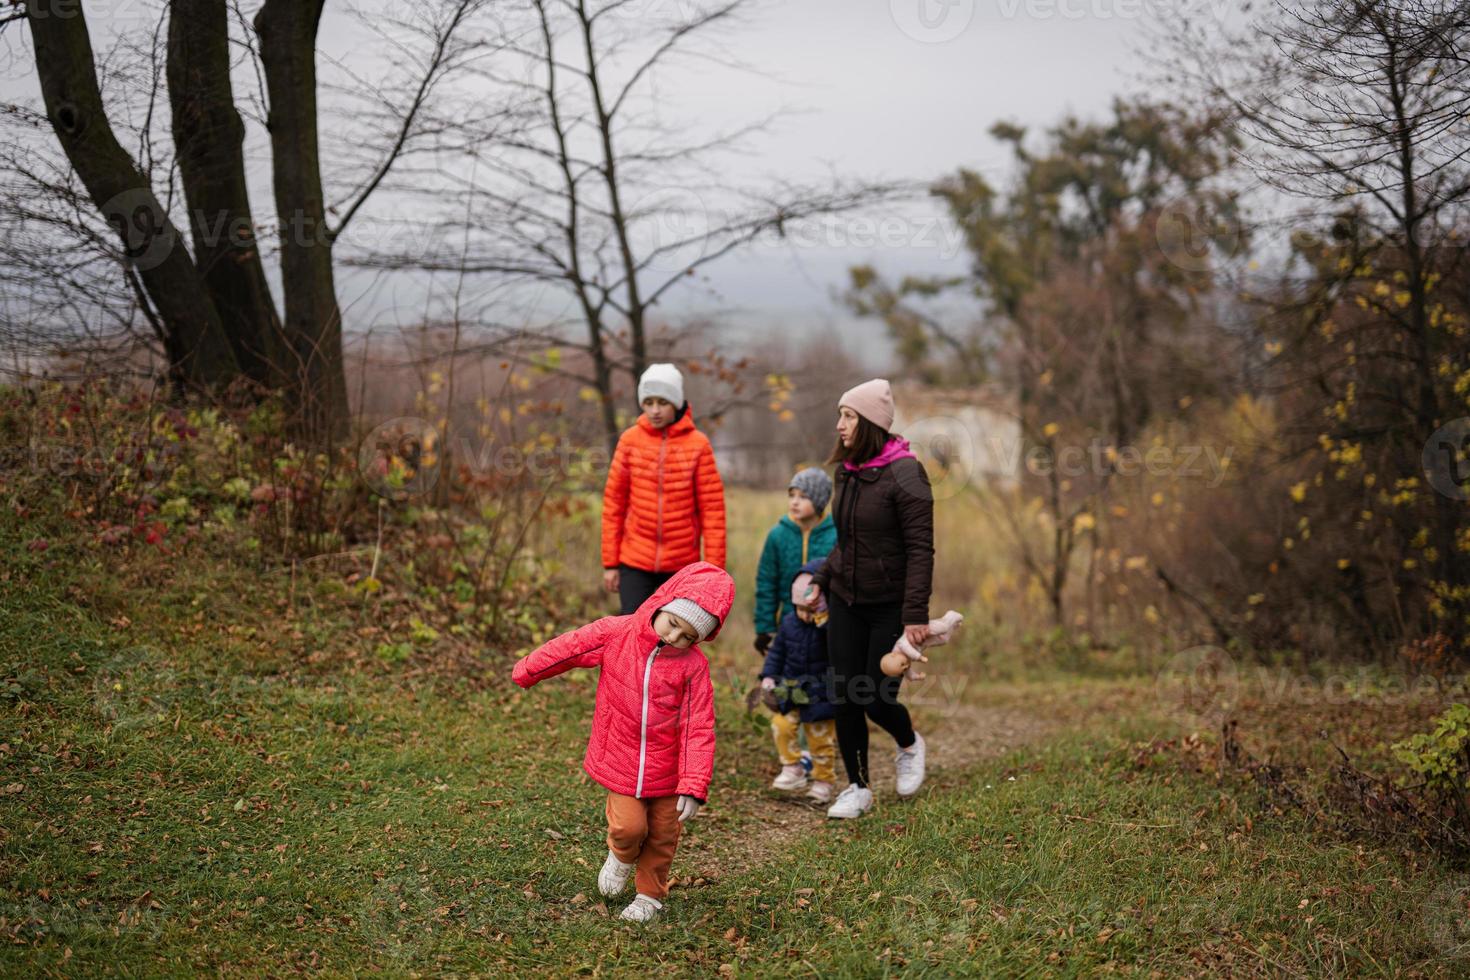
880, 609, 965, 681
512, 561, 735, 923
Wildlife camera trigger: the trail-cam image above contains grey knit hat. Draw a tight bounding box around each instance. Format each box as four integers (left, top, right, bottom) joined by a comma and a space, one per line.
788, 466, 833, 513
659, 597, 719, 641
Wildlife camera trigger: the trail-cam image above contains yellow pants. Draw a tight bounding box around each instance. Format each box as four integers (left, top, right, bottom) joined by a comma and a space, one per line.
770, 710, 836, 782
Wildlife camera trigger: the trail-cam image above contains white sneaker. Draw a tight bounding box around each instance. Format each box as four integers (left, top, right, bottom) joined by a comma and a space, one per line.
896, 732, 927, 798
771, 763, 808, 791
598, 850, 635, 898
619, 893, 663, 922
825, 783, 873, 819
806, 780, 834, 805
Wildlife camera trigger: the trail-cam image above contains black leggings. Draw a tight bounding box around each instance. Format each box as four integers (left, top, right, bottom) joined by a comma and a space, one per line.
826, 596, 916, 788
618, 565, 675, 615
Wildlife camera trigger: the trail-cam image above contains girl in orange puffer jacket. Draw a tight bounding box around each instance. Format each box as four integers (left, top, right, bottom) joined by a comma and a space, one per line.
602, 363, 727, 614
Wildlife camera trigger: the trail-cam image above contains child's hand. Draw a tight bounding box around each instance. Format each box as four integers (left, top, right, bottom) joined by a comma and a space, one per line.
753, 632, 773, 655
676, 795, 701, 822
602, 568, 620, 593
760, 676, 776, 692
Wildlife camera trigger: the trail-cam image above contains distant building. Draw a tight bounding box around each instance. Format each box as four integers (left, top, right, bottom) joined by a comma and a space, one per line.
891, 384, 1021, 491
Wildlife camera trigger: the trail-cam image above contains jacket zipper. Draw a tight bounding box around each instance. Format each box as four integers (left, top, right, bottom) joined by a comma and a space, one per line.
635, 642, 661, 797
844, 475, 860, 597
801, 526, 810, 563
653, 428, 668, 570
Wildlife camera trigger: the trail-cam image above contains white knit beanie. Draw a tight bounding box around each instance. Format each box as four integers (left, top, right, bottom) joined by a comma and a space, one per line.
638, 363, 685, 407
659, 598, 719, 640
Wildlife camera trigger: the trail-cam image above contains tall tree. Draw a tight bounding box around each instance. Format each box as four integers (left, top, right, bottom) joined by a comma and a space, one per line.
352, 0, 908, 451
168, 0, 286, 391
1163, 0, 1470, 650
847, 100, 1242, 627
20, 0, 240, 391
253, 0, 347, 441
8, 0, 483, 443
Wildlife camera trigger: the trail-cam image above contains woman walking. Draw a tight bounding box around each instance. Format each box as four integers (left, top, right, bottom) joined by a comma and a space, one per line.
807, 379, 934, 819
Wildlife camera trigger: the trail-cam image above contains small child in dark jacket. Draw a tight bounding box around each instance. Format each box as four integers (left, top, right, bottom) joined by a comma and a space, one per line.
759, 560, 837, 804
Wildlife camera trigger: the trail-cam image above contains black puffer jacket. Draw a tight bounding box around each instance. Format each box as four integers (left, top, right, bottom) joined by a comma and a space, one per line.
812, 454, 934, 625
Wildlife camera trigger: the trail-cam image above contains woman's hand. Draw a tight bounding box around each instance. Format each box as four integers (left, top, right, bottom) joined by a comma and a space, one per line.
602, 568, 620, 593
805, 583, 822, 608
904, 623, 930, 649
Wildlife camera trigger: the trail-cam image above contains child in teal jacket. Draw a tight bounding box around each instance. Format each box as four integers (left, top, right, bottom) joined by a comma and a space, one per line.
753, 467, 836, 655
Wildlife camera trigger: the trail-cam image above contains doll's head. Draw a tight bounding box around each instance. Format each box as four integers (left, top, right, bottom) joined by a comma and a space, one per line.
880, 648, 912, 677
882, 646, 929, 678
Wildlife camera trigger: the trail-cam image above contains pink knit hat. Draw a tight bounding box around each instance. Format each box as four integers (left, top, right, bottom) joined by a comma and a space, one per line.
839, 379, 895, 432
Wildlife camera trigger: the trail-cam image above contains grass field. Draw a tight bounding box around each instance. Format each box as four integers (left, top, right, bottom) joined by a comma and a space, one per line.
3, 493, 1468, 976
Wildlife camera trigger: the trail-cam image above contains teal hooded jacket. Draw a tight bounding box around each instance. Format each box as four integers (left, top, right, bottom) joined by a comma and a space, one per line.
754, 514, 836, 635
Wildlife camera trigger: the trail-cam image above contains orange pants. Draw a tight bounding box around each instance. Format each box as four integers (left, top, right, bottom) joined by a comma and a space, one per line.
605, 791, 682, 900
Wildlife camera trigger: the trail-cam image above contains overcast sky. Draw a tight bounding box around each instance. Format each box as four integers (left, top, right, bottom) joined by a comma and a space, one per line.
0, 0, 1193, 367
658, 0, 1167, 353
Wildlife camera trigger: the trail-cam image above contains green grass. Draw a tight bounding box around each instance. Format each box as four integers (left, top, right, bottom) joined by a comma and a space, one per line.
3, 524, 1469, 976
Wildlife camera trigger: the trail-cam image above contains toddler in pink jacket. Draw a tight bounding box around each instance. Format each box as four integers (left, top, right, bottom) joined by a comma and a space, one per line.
512, 561, 734, 922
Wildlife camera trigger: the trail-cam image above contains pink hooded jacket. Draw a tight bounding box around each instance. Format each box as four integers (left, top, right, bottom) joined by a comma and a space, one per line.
512, 562, 735, 802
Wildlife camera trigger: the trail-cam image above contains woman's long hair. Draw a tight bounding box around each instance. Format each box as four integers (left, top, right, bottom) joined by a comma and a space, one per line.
828, 414, 891, 467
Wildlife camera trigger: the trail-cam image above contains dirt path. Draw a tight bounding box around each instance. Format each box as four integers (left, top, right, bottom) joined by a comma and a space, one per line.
676, 696, 1056, 885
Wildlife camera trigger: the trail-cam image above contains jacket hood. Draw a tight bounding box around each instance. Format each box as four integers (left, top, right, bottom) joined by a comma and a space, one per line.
636, 406, 696, 438
843, 436, 917, 472
637, 560, 736, 644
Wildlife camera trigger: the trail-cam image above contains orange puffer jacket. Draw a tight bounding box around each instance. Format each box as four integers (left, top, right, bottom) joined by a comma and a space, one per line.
602, 409, 726, 572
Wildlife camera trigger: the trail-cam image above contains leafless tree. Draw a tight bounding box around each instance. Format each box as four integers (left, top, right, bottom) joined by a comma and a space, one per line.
2, 0, 498, 444
349, 0, 913, 450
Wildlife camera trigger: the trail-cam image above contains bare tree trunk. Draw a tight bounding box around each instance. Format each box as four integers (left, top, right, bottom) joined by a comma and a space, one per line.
168, 0, 287, 394
574, 0, 648, 382
26, 0, 238, 390
255, 0, 349, 443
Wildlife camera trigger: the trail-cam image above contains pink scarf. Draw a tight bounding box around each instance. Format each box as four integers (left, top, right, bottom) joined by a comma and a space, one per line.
843, 436, 917, 472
